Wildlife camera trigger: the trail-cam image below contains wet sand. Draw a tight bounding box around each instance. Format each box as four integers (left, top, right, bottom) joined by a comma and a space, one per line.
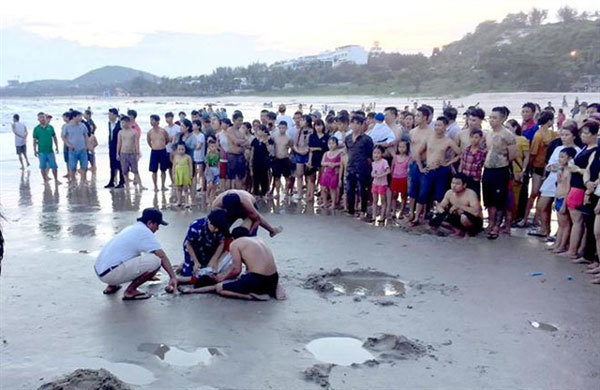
1, 158, 599, 389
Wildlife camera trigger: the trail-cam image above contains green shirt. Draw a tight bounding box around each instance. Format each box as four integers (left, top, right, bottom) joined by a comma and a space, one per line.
33, 124, 56, 154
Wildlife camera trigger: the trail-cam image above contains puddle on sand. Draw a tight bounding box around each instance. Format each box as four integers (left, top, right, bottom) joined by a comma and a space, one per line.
530, 321, 558, 332
306, 337, 375, 366
329, 273, 405, 296
138, 343, 222, 367
65, 357, 155, 386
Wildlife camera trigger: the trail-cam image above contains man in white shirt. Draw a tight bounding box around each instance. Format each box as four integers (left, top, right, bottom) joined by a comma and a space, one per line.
276, 104, 294, 131
94, 208, 177, 300
367, 113, 396, 145
164, 112, 181, 185
12, 114, 30, 169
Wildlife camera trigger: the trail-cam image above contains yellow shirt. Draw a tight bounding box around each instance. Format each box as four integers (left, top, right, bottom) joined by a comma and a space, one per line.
513, 136, 529, 175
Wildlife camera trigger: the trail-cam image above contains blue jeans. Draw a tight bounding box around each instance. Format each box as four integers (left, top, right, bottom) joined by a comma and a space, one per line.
68, 149, 89, 171
421, 166, 451, 203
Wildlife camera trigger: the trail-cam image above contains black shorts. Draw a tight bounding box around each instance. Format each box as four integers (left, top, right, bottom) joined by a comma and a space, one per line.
532, 166, 545, 177
222, 272, 279, 297
149, 149, 170, 172
430, 211, 483, 236
482, 167, 510, 209
227, 153, 246, 180
272, 158, 291, 178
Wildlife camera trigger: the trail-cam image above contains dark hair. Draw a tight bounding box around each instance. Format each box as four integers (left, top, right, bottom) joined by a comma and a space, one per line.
267, 111, 277, 120
211, 116, 221, 124
453, 173, 469, 184
150, 114, 160, 122
374, 145, 385, 153
222, 193, 241, 211
176, 141, 186, 148
328, 136, 339, 145
397, 140, 410, 154
492, 106, 509, 118
181, 118, 193, 131
207, 208, 231, 235
537, 110, 554, 126
252, 119, 261, 126
191, 110, 199, 116
560, 147, 577, 159
588, 103, 600, 112
350, 115, 365, 125
443, 107, 457, 121
561, 120, 579, 138
384, 106, 398, 117
165, 112, 174, 118
470, 108, 485, 120
423, 104, 434, 118
294, 110, 303, 117
354, 110, 366, 118
127, 109, 137, 119
336, 114, 350, 124
108, 108, 119, 116
417, 106, 431, 120
178, 111, 186, 117
222, 118, 233, 127
120, 115, 130, 122
242, 121, 252, 130
232, 112, 244, 121
37, 112, 45, 117
506, 119, 522, 136
63, 111, 73, 120
13, 114, 19, 121
70, 110, 82, 117
522, 102, 536, 112
470, 129, 484, 138
581, 120, 600, 135
302, 115, 313, 128
193, 119, 202, 128
260, 109, 270, 115
367, 112, 376, 119
403, 111, 414, 119
258, 124, 268, 133
231, 226, 250, 239
85, 109, 92, 115
436, 116, 449, 125
278, 121, 288, 127
314, 118, 325, 131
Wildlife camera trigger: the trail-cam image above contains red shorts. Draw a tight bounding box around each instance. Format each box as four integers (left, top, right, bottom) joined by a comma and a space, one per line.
219, 161, 227, 179
566, 187, 584, 210
390, 177, 407, 194
372, 184, 387, 196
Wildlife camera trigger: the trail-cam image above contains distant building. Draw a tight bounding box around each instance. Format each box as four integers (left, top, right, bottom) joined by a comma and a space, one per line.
7, 80, 20, 87
369, 41, 383, 58
273, 45, 369, 69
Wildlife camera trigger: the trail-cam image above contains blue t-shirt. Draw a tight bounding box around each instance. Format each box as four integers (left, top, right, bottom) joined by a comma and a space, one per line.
64, 123, 88, 150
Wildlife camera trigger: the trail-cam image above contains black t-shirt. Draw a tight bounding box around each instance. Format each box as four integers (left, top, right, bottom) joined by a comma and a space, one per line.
251, 138, 273, 167
308, 133, 330, 167
570, 146, 597, 189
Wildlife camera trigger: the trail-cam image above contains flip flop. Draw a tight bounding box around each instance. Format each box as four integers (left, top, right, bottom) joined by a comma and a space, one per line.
103, 285, 122, 295
122, 292, 151, 301
487, 232, 499, 240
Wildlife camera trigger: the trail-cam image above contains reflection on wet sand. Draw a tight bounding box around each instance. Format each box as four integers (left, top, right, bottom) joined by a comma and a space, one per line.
18, 170, 32, 207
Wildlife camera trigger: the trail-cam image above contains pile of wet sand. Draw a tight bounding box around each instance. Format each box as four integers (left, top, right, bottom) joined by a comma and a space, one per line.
362, 334, 429, 361
38, 369, 130, 390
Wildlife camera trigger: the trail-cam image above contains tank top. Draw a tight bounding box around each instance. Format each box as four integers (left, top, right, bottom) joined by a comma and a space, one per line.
570, 146, 597, 189
392, 156, 410, 179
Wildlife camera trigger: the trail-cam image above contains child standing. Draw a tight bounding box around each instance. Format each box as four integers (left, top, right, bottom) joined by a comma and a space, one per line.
552, 147, 576, 253
458, 129, 486, 198
174, 142, 193, 207
87, 128, 98, 176
192, 120, 206, 194
371, 145, 390, 223
320, 137, 343, 210
390, 141, 411, 218
204, 138, 220, 205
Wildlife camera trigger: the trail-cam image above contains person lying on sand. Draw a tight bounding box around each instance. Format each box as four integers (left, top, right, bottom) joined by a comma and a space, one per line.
212, 189, 283, 237
94, 208, 177, 300
179, 226, 286, 300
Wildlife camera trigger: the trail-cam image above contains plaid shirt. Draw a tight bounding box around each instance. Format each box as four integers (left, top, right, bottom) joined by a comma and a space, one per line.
460, 146, 486, 181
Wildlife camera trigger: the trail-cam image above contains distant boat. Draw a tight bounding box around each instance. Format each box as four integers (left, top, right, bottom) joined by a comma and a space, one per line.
263, 102, 273, 107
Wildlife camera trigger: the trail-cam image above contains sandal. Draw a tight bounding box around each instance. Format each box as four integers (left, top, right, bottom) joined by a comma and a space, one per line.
103, 285, 122, 295
122, 292, 152, 301
487, 232, 499, 240
527, 229, 548, 238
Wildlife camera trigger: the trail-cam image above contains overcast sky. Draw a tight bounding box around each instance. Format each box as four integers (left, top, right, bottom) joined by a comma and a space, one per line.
0, 0, 596, 85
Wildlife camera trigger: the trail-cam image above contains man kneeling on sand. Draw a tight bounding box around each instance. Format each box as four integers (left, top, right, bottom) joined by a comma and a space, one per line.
179, 226, 285, 300
94, 208, 177, 300
429, 173, 483, 237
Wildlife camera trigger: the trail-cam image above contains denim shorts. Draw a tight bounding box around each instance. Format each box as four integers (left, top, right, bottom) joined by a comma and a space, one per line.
68, 149, 88, 170
39, 152, 58, 170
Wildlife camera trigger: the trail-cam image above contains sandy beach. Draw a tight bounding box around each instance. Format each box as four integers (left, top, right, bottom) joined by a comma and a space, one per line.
1, 142, 599, 389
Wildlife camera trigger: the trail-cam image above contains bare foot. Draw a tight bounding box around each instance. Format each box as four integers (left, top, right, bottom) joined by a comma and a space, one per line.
585, 267, 600, 274
587, 262, 599, 269
249, 293, 271, 301
552, 247, 567, 254
270, 226, 284, 237
590, 277, 600, 284
275, 284, 287, 300
571, 257, 590, 264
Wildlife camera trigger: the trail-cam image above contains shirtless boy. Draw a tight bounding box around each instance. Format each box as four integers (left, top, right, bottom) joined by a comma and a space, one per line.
147, 114, 170, 191
117, 116, 146, 190
456, 108, 485, 152
407, 106, 433, 223
272, 121, 293, 197
429, 173, 483, 237
413, 116, 461, 225
180, 227, 284, 301
226, 112, 249, 190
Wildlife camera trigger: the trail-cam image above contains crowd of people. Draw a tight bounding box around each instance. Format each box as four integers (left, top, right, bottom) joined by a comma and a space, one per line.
13, 99, 600, 285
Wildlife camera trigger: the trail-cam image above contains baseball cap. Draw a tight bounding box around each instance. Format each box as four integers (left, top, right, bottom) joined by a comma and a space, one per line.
374, 113, 385, 121
137, 208, 168, 225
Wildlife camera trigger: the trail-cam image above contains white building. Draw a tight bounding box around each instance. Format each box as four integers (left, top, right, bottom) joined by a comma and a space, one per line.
273, 45, 369, 69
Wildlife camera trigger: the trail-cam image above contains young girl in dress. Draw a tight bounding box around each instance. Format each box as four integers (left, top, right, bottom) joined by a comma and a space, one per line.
320, 137, 343, 210
204, 138, 220, 205
390, 140, 411, 219
174, 142, 193, 207
371, 145, 390, 223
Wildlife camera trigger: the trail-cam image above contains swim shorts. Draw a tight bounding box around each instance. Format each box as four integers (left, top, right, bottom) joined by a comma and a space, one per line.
227, 153, 246, 180
555, 197, 565, 212
16, 145, 26, 155
372, 184, 387, 196
149, 149, 169, 172
294, 153, 309, 165
566, 187, 584, 210
38, 152, 58, 170
390, 177, 407, 194
482, 166, 510, 209
272, 158, 291, 178
221, 272, 279, 297
120, 153, 139, 175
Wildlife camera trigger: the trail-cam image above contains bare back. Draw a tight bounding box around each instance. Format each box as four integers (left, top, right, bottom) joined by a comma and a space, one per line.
231, 237, 277, 275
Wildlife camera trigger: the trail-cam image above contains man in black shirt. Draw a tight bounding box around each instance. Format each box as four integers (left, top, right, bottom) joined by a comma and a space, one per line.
345, 115, 374, 217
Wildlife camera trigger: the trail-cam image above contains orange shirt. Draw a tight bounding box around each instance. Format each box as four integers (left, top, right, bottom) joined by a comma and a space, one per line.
530, 129, 557, 168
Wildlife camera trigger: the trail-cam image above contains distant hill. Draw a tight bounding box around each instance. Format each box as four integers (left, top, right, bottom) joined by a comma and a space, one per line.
73, 66, 159, 86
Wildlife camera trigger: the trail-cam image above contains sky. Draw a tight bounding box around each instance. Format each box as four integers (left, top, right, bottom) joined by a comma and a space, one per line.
0, 0, 596, 85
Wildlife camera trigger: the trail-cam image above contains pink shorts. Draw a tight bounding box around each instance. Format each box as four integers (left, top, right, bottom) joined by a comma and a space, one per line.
372, 184, 387, 196
566, 187, 585, 210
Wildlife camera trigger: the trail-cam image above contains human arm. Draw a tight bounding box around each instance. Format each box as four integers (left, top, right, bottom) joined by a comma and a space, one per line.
443, 140, 461, 166
152, 249, 178, 292
146, 131, 152, 149
415, 142, 426, 172
52, 134, 60, 153
184, 241, 202, 273
436, 193, 450, 213
215, 242, 243, 283
33, 136, 39, 157
116, 132, 122, 160
62, 128, 73, 150
135, 133, 140, 155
